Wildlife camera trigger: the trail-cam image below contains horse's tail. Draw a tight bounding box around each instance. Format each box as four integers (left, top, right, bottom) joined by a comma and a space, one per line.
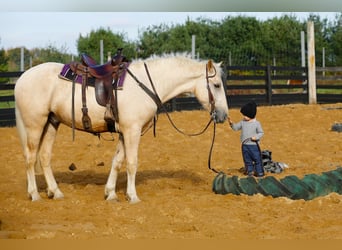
15, 102, 27, 154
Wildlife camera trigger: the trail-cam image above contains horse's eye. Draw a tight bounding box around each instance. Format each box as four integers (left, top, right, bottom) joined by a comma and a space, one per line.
213, 83, 221, 88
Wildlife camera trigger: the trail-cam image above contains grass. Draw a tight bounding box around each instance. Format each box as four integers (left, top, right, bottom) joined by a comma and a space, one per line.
0, 89, 15, 108
0, 101, 14, 108
317, 89, 342, 94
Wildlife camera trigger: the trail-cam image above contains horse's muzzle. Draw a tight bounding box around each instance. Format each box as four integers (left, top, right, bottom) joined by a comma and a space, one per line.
212, 109, 227, 123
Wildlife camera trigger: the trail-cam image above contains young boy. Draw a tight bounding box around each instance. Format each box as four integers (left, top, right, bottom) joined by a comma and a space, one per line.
228, 101, 265, 177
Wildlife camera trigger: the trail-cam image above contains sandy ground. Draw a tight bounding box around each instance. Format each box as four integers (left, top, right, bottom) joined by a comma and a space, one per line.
0, 103, 341, 239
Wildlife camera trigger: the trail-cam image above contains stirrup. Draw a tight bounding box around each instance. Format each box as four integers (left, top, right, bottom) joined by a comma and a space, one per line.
82, 114, 92, 130
104, 104, 115, 122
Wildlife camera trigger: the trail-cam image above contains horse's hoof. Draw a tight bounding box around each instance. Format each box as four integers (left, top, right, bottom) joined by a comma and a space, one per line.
47, 189, 54, 199
129, 199, 141, 204
53, 189, 64, 200
30, 192, 42, 202
105, 192, 119, 202
127, 196, 141, 204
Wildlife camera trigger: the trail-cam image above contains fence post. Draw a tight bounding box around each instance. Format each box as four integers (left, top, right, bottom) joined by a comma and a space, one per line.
266, 65, 272, 105
20, 47, 24, 71
100, 40, 104, 65
307, 21, 317, 104
191, 35, 196, 59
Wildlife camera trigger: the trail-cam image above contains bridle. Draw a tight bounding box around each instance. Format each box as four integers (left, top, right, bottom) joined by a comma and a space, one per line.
205, 63, 220, 173
206, 62, 217, 122
126, 61, 221, 173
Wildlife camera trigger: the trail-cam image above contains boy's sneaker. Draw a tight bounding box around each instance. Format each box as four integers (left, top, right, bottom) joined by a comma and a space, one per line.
239, 167, 248, 175
254, 172, 265, 177
247, 171, 254, 177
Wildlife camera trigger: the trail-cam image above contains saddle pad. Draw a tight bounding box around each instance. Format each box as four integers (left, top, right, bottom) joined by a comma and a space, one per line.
59, 64, 95, 85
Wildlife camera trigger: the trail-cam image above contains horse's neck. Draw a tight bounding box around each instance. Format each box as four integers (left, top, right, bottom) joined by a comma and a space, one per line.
160, 77, 197, 102
144, 60, 202, 103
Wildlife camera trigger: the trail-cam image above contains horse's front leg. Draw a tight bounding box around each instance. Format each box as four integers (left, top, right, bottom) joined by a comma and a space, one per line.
123, 129, 142, 204
105, 134, 125, 201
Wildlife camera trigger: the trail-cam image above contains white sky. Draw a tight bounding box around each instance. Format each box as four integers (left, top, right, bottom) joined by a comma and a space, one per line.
0, 12, 339, 55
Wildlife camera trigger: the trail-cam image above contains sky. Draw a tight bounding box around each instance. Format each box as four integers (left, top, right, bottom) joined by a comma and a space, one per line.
0, 12, 340, 55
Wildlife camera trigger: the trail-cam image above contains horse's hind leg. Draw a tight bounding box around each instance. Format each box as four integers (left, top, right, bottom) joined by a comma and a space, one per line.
38, 120, 64, 199
105, 133, 125, 201
16, 109, 47, 201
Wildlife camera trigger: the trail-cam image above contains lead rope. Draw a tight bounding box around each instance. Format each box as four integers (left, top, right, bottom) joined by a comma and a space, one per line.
208, 121, 220, 173
205, 63, 221, 174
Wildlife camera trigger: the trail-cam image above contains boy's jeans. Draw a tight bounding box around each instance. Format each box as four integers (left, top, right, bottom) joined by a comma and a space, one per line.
242, 144, 264, 175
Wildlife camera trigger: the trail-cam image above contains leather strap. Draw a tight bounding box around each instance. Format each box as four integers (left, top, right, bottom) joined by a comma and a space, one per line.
126, 67, 162, 108
81, 67, 92, 130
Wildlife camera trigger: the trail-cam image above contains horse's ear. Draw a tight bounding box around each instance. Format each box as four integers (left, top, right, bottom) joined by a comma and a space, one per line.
218, 61, 223, 67
207, 59, 214, 71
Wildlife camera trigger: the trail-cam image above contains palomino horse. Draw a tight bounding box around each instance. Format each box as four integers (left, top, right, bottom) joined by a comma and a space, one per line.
15, 54, 228, 203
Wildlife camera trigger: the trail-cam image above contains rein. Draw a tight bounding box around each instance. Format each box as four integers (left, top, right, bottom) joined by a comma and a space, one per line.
148, 61, 213, 136
127, 62, 213, 137
126, 61, 220, 174
205, 64, 220, 174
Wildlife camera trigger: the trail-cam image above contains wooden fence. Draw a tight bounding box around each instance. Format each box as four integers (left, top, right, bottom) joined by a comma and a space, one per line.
1, 66, 341, 127
225, 65, 309, 107
0, 72, 21, 127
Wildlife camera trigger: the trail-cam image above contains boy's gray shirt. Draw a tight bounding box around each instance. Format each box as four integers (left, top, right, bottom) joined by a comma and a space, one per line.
230, 119, 264, 144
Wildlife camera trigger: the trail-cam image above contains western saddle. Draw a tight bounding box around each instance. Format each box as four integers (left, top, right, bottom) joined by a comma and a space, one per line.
68, 48, 129, 133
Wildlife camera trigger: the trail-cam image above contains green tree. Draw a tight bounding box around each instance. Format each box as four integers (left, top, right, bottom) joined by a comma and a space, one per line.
183, 17, 221, 61
138, 17, 219, 60
6, 47, 31, 71
77, 27, 136, 62
6, 44, 73, 70
138, 23, 171, 57
325, 13, 342, 66
0, 44, 9, 82
30, 44, 73, 66
307, 13, 332, 67
217, 15, 265, 65
0, 49, 8, 72
261, 14, 305, 66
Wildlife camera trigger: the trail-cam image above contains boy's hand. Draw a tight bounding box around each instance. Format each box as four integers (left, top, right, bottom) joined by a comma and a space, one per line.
228, 117, 233, 125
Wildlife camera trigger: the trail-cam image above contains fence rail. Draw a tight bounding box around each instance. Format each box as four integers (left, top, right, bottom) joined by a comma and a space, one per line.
1, 66, 341, 127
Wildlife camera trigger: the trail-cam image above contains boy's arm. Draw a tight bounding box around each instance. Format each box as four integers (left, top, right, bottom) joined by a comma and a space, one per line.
228, 117, 241, 131
228, 117, 233, 126
252, 122, 264, 141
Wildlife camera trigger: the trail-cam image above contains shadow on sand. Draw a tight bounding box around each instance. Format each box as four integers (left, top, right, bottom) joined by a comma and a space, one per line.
36, 168, 205, 192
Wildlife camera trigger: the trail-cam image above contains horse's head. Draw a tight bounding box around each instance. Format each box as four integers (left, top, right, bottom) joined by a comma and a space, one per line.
195, 59, 228, 123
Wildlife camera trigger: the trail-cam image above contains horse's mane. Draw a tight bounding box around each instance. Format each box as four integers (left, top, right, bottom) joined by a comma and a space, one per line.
147, 52, 191, 60
133, 52, 209, 65
132, 52, 223, 76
